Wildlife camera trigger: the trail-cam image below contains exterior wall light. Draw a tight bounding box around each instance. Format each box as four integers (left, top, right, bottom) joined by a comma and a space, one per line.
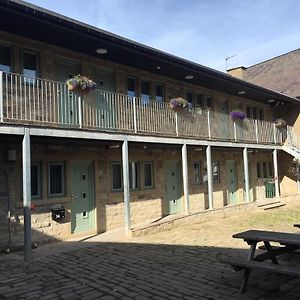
185, 75, 194, 80
96, 48, 108, 54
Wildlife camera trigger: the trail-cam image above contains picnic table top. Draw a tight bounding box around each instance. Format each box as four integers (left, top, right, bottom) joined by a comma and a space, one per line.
233, 230, 300, 246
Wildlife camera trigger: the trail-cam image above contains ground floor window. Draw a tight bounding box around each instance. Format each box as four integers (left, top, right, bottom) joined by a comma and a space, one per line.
193, 161, 201, 184
256, 161, 273, 179
48, 162, 65, 197
143, 161, 154, 188
31, 162, 42, 198
212, 161, 220, 182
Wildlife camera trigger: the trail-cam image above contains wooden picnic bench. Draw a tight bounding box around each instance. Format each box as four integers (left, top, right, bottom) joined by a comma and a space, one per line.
222, 230, 300, 293
294, 224, 300, 228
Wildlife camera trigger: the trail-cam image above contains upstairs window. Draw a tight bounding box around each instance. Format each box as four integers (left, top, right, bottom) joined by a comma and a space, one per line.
127, 78, 136, 98
196, 94, 203, 108
155, 84, 164, 102
141, 80, 150, 105
22, 50, 38, 80
186, 91, 193, 106
206, 96, 213, 109
0, 45, 11, 73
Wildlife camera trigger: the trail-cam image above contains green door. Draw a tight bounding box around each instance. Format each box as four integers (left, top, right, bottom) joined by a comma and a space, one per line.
227, 160, 238, 204
71, 161, 95, 233
55, 58, 80, 125
164, 162, 182, 214
94, 68, 117, 129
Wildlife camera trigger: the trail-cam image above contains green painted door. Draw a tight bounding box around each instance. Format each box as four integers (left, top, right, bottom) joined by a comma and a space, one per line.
164, 162, 181, 214
71, 161, 95, 233
94, 68, 117, 129
227, 160, 238, 204
55, 58, 80, 125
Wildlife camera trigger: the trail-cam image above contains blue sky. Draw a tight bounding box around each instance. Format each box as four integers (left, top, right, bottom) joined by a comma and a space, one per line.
27, 0, 300, 72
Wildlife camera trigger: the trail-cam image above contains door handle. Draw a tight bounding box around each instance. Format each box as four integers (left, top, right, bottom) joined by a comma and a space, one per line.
71, 193, 77, 201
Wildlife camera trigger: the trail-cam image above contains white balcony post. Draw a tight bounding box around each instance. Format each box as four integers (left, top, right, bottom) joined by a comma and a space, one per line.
273, 123, 277, 144
255, 119, 259, 143
207, 109, 211, 139
23, 128, 31, 261
133, 97, 137, 133
175, 112, 179, 136
78, 95, 83, 128
296, 161, 300, 194
182, 143, 190, 214
122, 137, 131, 235
233, 121, 237, 141
206, 145, 213, 209
273, 149, 280, 197
0, 71, 3, 123
243, 148, 250, 202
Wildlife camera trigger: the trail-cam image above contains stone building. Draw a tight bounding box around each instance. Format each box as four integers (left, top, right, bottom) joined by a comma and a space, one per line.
0, 1, 300, 251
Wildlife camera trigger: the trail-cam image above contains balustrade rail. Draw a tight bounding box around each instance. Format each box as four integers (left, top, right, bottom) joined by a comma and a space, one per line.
0, 71, 289, 145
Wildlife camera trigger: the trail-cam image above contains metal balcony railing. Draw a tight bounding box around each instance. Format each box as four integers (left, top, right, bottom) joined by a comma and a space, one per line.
0, 71, 288, 144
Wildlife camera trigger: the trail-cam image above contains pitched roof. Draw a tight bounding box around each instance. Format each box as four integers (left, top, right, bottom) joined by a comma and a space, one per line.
245, 49, 300, 98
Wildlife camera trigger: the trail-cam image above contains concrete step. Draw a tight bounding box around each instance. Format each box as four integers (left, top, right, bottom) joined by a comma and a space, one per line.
258, 202, 285, 210
257, 200, 281, 208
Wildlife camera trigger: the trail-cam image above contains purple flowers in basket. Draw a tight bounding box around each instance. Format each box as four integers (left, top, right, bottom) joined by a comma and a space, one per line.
66, 74, 97, 92
230, 110, 246, 120
170, 97, 192, 111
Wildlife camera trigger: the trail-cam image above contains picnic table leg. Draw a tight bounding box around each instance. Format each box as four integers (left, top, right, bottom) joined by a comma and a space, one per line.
263, 241, 279, 264
240, 242, 257, 293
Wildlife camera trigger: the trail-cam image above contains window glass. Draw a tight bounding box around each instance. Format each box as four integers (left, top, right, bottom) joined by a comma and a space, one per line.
129, 162, 139, 189
23, 51, 38, 79
246, 107, 251, 119
196, 94, 203, 107
268, 162, 274, 178
187, 92, 193, 105
257, 162, 261, 178
127, 78, 136, 97
155, 84, 164, 102
252, 107, 257, 120
0, 45, 11, 73
206, 96, 213, 108
141, 80, 150, 105
212, 161, 219, 182
263, 162, 267, 178
48, 163, 65, 196
193, 161, 201, 184
112, 163, 122, 190
31, 163, 41, 198
144, 162, 153, 188
259, 109, 264, 121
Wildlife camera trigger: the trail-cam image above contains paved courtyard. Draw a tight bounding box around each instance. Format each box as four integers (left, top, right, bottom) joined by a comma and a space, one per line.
1, 204, 300, 299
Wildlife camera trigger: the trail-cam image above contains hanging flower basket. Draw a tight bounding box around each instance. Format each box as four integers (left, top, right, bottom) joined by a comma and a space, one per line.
66, 74, 97, 94
274, 118, 286, 128
230, 110, 246, 120
169, 97, 192, 112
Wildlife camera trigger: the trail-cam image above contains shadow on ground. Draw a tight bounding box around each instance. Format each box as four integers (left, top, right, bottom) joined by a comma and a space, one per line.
1, 241, 300, 300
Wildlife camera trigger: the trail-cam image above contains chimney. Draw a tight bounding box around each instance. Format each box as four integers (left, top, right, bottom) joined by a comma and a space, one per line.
227, 66, 247, 80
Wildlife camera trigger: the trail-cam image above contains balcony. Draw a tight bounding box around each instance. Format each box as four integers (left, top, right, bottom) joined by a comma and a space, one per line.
0, 72, 288, 145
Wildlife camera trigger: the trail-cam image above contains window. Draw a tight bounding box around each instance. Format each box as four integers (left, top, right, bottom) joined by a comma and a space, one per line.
268, 162, 274, 177
263, 162, 267, 178
22, 51, 38, 80
129, 162, 139, 189
206, 96, 213, 109
212, 161, 220, 182
155, 84, 164, 102
31, 162, 42, 198
186, 91, 193, 105
193, 161, 201, 184
143, 162, 153, 188
257, 162, 261, 178
246, 106, 251, 119
196, 94, 203, 108
141, 80, 150, 105
259, 109, 264, 121
0, 45, 11, 73
127, 78, 136, 97
48, 162, 65, 197
111, 161, 142, 191
112, 162, 122, 191
252, 107, 257, 119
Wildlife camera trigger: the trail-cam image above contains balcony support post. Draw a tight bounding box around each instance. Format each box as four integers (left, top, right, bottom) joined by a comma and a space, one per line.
243, 147, 250, 202
207, 109, 211, 139
273, 149, 280, 197
133, 97, 137, 133
78, 95, 83, 128
297, 161, 300, 194
255, 120, 259, 143
206, 145, 213, 209
182, 143, 190, 214
273, 123, 277, 144
122, 137, 131, 235
23, 128, 31, 261
175, 112, 179, 136
233, 121, 237, 141
0, 71, 3, 123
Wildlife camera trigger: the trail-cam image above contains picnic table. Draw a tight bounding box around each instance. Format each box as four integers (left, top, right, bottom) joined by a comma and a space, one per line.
223, 229, 300, 293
